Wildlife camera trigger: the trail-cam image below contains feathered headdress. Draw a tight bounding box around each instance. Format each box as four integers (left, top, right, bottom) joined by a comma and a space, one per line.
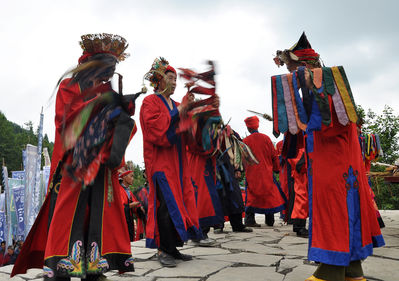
79, 33, 129, 64
144, 57, 176, 88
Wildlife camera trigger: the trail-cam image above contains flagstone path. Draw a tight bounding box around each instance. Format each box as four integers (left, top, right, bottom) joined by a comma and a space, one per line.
5, 210, 399, 280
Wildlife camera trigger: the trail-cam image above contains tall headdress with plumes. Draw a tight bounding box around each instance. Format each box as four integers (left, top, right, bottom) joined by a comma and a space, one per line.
143, 57, 175, 88
273, 32, 321, 67
78, 33, 129, 64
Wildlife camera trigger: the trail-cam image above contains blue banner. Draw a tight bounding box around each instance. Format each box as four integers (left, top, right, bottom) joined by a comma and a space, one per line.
13, 186, 25, 239
2, 166, 13, 246
12, 171, 25, 181
24, 144, 37, 235
0, 211, 5, 243
32, 110, 44, 228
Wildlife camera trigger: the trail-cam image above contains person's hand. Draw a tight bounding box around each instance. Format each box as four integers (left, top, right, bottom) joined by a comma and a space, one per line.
129, 201, 140, 208
212, 94, 220, 108
178, 92, 195, 114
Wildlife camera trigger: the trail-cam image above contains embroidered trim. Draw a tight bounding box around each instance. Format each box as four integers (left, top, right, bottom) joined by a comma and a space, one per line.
343, 165, 359, 191
56, 240, 84, 276
87, 242, 109, 274
43, 266, 54, 278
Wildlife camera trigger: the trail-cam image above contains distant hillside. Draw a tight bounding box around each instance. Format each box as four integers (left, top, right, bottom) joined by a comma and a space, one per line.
0, 111, 53, 177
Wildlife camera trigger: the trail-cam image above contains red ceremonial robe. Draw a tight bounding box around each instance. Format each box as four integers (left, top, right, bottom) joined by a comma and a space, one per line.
243, 131, 286, 214
140, 93, 201, 249
307, 95, 384, 266
187, 147, 224, 229
287, 148, 308, 219
12, 79, 136, 278
120, 184, 145, 241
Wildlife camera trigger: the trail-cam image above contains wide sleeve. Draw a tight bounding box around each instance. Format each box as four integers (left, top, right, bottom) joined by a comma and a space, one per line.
267, 137, 280, 172
140, 97, 180, 147
54, 80, 78, 131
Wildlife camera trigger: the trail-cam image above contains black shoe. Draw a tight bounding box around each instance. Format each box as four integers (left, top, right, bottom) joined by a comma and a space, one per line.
172, 250, 193, 261
158, 251, 177, 267
245, 222, 261, 227
296, 228, 309, 238
233, 227, 253, 233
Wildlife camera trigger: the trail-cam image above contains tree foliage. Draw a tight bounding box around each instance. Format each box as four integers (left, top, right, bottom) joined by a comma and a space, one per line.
0, 111, 54, 182
357, 105, 399, 209
357, 105, 399, 164
125, 160, 146, 191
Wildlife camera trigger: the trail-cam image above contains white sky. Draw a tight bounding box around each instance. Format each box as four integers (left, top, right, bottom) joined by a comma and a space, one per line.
1, 0, 398, 167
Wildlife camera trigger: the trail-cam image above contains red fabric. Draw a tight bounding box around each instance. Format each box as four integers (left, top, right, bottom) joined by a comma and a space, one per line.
287, 148, 308, 219
293, 48, 319, 61
78, 51, 117, 64
187, 152, 217, 222
309, 111, 382, 253
243, 132, 284, 211
166, 65, 176, 74
244, 116, 259, 130
140, 94, 200, 247
11, 80, 136, 277
120, 170, 133, 178
271, 76, 279, 135
119, 184, 145, 241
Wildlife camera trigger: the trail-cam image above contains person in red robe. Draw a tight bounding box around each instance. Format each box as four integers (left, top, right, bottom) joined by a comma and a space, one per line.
187, 119, 224, 246
242, 116, 286, 227
279, 134, 309, 238
274, 32, 384, 281
119, 169, 146, 241
12, 34, 138, 280
140, 57, 201, 268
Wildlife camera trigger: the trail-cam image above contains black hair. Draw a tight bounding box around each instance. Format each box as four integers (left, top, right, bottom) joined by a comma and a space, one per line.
70, 53, 118, 91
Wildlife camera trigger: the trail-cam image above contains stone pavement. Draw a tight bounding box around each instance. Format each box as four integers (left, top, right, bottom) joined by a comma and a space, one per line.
4, 210, 399, 281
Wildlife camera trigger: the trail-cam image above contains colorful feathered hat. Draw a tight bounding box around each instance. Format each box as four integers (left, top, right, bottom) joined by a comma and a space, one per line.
144, 57, 176, 88
274, 32, 320, 67
78, 33, 129, 64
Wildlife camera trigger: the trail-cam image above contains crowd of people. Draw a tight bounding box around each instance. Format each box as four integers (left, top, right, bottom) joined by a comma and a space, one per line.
8, 32, 385, 281
0, 240, 22, 266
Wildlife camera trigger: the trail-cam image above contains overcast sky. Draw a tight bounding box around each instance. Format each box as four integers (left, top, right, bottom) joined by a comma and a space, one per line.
1, 0, 398, 167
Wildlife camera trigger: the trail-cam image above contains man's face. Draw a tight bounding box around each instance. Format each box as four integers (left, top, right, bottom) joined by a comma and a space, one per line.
123, 172, 134, 186
7, 248, 13, 255
159, 71, 177, 96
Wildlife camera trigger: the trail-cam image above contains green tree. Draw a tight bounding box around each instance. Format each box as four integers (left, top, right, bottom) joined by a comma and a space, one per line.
358, 105, 399, 164
125, 161, 146, 191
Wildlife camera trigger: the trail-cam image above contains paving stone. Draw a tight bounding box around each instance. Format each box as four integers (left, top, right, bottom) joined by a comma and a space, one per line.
381, 235, 399, 247
198, 252, 281, 266
131, 239, 146, 248
220, 240, 276, 254
283, 264, 317, 281
278, 243, 308, 257
133, 251, 157, 260
134, 260, 163, 271
8, 211, 399, 280
362, 255, 399, 280
146, 259, 232, 278
0, 265, 13, 274
157, 278, 202, 281
11, 268, 44, 279
278, 235, 308, 245
111, 276, 155, 281
207, 266, 284, 281
277, 257, 304, 273
180, 246, 231, 256
372, 246, 399, 260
